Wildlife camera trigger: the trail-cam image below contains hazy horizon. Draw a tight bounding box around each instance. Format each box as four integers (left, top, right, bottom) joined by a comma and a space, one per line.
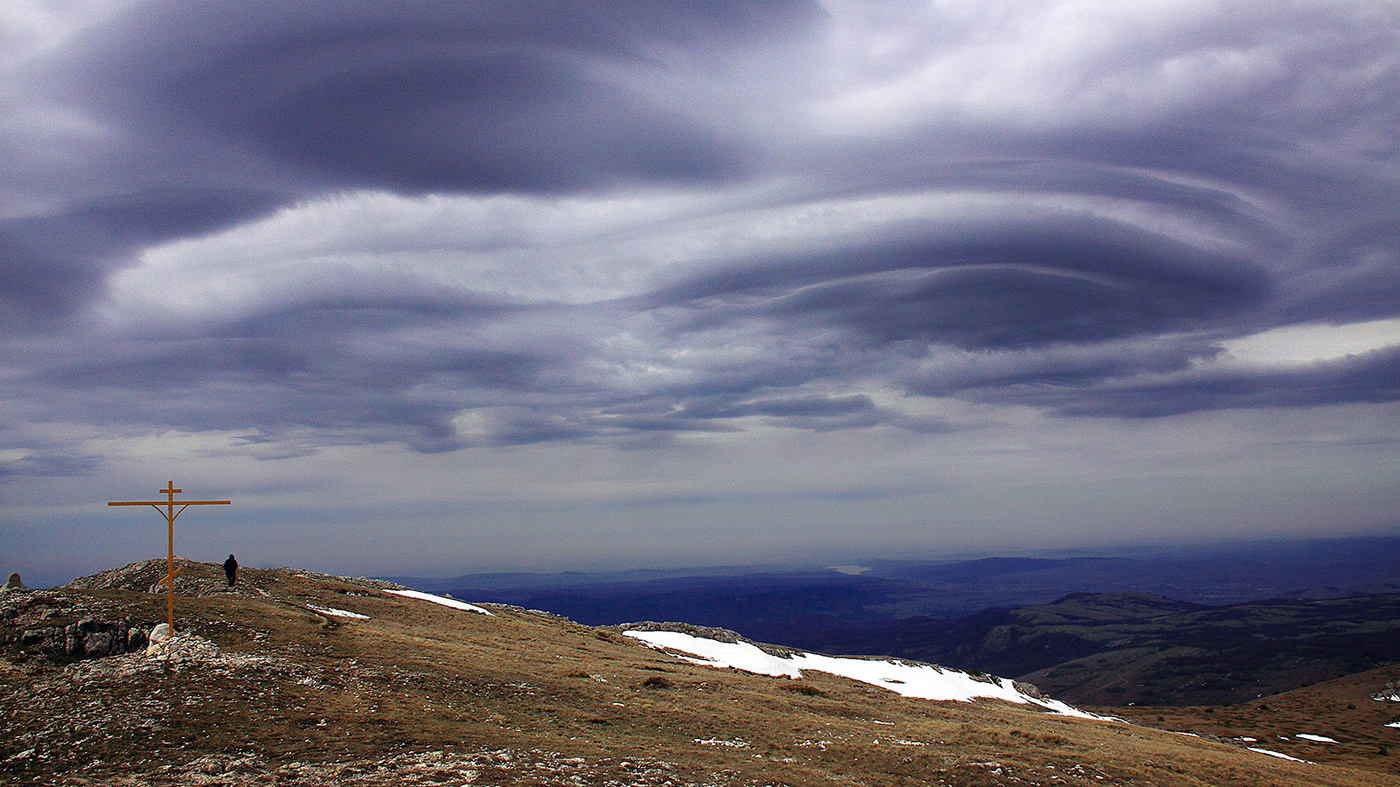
19, 531, 1400, 591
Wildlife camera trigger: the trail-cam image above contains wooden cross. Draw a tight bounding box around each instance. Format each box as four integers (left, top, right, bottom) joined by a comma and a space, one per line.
108, 481, 231, 633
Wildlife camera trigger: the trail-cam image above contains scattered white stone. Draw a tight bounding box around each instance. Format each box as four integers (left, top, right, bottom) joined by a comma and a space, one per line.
695, 738, 750, 748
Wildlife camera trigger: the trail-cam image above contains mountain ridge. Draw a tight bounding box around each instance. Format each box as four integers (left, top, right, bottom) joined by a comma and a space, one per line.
387, 537, 1400, 621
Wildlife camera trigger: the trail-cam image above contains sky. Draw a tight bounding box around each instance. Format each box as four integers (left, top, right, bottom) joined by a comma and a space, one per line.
3, 1, 1399, 587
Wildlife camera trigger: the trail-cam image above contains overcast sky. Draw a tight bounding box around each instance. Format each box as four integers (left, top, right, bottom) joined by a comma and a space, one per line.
4, 1, 1399, 586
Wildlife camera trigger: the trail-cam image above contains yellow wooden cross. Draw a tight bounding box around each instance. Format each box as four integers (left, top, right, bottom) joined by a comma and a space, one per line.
108, 481, 231, 633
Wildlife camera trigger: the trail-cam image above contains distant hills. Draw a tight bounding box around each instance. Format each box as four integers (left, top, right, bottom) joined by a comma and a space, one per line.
388, 536, 1400, 706
393, 536, 1400, 624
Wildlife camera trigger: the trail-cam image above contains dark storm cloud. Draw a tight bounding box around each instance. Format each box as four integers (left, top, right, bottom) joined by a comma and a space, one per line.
3, 0, 1399, 472
4, 0, 814, 322
645, 215, 1270, 349
0, 187, 285, 324
1280, 220, 1400, 326
905, 339, 1217, 399
64, 0, 813, 192
988, 345, 1400, 419
0, 451, 102, 479
30, 289, 556, 452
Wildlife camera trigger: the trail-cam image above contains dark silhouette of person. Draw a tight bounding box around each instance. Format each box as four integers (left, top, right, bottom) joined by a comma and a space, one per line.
224, 554, 238, 587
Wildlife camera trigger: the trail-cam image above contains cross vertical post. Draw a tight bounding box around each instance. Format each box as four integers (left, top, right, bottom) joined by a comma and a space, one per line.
108, 481, 231, 633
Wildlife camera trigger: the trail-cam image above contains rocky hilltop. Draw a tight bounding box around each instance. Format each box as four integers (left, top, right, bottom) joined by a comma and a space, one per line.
1, 559, 1395, 786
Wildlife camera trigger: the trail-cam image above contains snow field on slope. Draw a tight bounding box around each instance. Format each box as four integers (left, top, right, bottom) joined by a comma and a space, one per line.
384, 588, 493, 615
624, 630, 1107, 719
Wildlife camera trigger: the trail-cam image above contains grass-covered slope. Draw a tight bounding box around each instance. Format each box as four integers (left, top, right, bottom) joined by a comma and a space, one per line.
1, 560, 1395, 786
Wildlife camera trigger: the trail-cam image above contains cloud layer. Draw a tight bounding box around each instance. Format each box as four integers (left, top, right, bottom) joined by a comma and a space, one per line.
3, 1, 1398, 579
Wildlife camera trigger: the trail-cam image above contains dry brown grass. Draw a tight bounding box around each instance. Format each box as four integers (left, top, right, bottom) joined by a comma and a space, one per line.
2, 560, 1396, 786
1106, 663, 1400, 776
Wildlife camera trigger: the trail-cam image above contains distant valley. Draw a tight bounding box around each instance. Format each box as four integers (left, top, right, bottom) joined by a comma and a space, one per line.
392, 536, 1400, 706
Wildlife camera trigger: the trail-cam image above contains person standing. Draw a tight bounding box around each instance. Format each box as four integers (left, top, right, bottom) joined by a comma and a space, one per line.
223, 554, 238, 587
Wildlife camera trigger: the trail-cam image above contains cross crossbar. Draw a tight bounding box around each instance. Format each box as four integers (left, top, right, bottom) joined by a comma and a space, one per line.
108, 501, 231, 506
107, 481, 232, 633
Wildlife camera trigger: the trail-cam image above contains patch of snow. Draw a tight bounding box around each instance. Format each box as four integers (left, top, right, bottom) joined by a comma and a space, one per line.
1248, 747, 1311, 763
625, 631, 800, 678
623, 630, 1113, 720
1295, 734, 1337, 743
1386, 722, 1400, 730
384, 588, 493, 615
307, 604, 369, 619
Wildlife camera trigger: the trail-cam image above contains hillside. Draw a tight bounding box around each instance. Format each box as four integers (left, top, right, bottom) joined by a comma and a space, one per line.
1, 560, 1397, 786
1107, 663, 1400, 776
814, 591, 1400, 707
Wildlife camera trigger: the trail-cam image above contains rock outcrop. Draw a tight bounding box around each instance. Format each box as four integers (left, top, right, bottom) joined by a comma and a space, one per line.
18, 617, 149, 659
2, 589, 151, 661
